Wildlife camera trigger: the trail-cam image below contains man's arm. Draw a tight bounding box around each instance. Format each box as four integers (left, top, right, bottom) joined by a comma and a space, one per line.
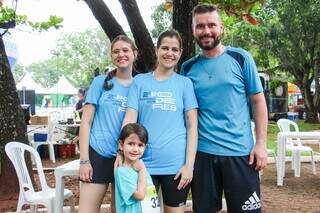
249, 92, 268, 171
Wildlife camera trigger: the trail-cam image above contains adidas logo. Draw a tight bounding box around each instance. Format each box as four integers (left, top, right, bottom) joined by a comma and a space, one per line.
241, 192, 261, 211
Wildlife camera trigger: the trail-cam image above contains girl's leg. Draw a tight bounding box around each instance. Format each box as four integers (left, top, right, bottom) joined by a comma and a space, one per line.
78, 182, 108, 213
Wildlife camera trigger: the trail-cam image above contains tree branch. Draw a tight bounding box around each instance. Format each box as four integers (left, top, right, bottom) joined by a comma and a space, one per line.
118, 0, 156, 72
173, 0, 198, 70
83, 0, 125, 41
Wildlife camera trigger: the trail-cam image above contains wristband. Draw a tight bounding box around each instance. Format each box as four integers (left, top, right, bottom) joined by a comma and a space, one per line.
80, 159, 91, 165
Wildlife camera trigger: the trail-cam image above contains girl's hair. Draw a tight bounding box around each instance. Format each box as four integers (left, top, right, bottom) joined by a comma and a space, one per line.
119, 123, 148, 145
103, 35, 137, 91
156, 29, 183, 50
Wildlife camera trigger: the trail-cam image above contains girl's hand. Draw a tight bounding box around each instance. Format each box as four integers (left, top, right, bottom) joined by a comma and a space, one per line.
174, 164, 193, 190
79, 163, 93, 182
133, 160, 145, 172
114, 154, 123, 170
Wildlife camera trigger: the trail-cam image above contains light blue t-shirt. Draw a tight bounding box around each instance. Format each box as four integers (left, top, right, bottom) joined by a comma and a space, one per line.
181, 47, 263, 156
115, 166, 157, 213
85, 75, 131, 157
127, 72, 198, 175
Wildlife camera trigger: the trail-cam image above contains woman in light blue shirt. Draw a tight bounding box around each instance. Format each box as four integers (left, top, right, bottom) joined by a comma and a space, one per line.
122, 30, 198, 213
78, 35, 137, 213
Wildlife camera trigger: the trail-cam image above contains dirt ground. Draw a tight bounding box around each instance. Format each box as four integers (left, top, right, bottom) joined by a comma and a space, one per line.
1, 157, 319, 213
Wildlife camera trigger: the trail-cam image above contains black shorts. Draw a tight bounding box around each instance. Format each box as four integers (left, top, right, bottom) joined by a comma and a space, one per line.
151, 175, 190, 207
88, 146, 116, 184
192, 151, 261, 213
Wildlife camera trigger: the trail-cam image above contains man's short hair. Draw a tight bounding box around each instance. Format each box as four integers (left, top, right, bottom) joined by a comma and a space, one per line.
192, 4, 218, 17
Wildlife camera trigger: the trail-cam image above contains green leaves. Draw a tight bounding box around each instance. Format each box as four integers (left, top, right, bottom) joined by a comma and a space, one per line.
26, 28, 112, 88
0, 5, 63, 31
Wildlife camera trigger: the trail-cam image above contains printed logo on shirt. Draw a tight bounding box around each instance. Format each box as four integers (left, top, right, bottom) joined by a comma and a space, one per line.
104, 94, 128, 112
141, 91, 176, 111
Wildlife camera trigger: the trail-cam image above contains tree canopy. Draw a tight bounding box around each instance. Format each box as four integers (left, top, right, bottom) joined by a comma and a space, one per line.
26, 28, 111, 88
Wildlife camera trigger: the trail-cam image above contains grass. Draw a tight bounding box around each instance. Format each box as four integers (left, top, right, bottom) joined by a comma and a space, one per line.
267, 120, 320, 155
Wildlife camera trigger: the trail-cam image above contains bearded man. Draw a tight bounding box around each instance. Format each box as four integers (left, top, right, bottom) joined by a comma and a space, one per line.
181, 4, 268, 213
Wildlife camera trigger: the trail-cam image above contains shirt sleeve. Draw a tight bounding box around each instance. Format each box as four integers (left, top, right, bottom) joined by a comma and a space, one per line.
85, 76, 105, 105
242, 51, 263, 96
127, 77, 139, 111
183, 78, 198, 112
115, 168, 138, 206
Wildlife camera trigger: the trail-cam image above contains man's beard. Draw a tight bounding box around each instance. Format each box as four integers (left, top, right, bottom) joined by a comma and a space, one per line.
195, 34, 221, 51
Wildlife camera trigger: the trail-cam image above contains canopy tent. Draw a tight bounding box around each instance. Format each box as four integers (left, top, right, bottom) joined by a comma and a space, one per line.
288, 82, 301, 94
16, 73, 49, 94
47, 75, 78, 95
47, 76, 78, 107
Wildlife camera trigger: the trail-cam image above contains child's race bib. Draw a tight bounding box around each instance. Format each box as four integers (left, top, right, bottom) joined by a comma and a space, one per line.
141, 177, 160, 213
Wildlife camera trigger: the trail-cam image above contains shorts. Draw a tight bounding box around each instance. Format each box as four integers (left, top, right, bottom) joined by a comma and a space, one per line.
87, 146, 116, 184
151, 175, 190, 207
192, 151, 261, 213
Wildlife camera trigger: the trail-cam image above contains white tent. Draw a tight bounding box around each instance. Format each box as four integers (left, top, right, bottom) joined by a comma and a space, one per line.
47, 75, 78, 95
16, 73, 49, 94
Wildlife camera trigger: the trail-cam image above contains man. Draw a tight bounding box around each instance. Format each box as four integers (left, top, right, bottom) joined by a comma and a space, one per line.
180, 4, 268, 213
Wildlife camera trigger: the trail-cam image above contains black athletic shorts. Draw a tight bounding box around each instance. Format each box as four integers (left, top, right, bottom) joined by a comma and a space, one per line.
86, 146, 116, 184
151, 174, 190, 207
192, 151, 261, 213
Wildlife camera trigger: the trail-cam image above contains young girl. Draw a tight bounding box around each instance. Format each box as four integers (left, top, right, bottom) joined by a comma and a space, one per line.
78, 35, 137, 213
115, 123, 160, 213
122, 30, 198, 213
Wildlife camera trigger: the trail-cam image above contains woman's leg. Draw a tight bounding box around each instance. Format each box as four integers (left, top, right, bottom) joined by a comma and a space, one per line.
164, 205, 185, 213
78, 182, 108, 213
110, 183, 116, 213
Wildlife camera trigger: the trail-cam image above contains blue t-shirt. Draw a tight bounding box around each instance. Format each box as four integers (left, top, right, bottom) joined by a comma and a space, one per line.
181, 47, 263, 156
127, 72, 198, 175
115, 166, 157, 213
85, 75, 131, 157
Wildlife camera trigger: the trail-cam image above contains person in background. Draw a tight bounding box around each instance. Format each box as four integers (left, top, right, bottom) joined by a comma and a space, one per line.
121, 30, 198, 213
115, 123, 158, 213
75, 88, 86, 119
78, 35, 137, 213
180, 4, 268, 213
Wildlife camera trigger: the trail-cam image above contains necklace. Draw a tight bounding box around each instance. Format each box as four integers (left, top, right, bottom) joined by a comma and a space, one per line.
200, 45, 225, 80
200, 62, 214, 80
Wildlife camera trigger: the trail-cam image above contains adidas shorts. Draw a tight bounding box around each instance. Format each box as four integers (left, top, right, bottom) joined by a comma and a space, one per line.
191, 151, 261, 213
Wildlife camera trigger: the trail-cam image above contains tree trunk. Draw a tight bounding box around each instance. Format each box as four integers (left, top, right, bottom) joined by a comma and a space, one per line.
83, 0, 125, 41
299, 78, 319, 123
84, 0, 156, 73
305, 110, 319, 123
0, 36, 30, 197
173, 0, 198, 70
118, 0, 157, 72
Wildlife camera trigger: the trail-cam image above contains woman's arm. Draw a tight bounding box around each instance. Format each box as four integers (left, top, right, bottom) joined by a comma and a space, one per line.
122, 108, 138, 127
79, 104, 95, 182
175, 108, 198, 190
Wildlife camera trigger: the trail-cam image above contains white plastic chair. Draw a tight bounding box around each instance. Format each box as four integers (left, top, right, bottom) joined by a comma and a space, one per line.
49, 110, 62, 122
251, 121, 277, 163
5, 142, 75, 213
30, 121, 57, 163
277, 118, 316, 176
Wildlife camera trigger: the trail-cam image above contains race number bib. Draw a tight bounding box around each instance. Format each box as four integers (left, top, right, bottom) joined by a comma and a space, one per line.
141, 185, 160, 213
